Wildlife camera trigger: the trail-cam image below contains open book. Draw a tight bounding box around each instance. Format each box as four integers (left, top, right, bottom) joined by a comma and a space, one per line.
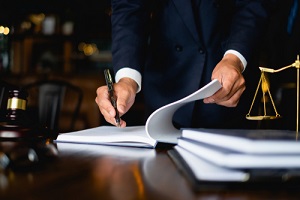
55, 79, 222, 148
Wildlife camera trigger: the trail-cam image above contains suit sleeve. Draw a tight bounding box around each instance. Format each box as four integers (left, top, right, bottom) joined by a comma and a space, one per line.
225, 0, 277, 62
111, 0, 151, 74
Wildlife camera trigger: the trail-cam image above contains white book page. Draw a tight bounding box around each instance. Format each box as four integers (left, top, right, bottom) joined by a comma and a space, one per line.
57, 126, 156, 148
146, 79, 222, 143
56, 142, 156, 159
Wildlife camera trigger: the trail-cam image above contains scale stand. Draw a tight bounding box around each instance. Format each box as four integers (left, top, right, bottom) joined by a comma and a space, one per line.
246, 55, 300, 139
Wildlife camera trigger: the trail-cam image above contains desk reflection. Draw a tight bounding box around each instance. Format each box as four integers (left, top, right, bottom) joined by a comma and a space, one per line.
0, 141, 299, 200
57, 142, 155, 200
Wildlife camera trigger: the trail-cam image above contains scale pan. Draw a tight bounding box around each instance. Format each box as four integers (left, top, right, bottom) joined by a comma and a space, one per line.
246, 115, 281, 120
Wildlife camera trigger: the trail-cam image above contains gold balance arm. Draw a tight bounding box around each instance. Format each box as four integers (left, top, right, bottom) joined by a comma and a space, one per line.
246, 55, 300, 137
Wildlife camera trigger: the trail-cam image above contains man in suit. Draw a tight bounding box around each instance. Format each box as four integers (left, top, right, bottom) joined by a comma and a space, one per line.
96, 0, 276, 128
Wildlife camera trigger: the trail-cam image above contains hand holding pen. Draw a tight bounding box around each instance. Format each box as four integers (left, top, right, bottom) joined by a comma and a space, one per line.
104, 69, 121, 127
95, 69, 138, 127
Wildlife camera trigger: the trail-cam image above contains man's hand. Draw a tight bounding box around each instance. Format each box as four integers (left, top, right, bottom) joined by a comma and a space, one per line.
95, 77, 138, 127
203, 53, 246, 107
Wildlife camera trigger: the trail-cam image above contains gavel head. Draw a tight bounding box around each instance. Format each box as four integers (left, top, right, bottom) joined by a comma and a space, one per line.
6, 89, 28, 122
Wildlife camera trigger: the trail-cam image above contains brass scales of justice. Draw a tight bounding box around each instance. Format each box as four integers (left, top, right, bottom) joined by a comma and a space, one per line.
246, 55, 300, 139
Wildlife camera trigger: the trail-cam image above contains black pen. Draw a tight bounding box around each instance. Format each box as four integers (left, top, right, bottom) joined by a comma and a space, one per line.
104, 69, 121, 127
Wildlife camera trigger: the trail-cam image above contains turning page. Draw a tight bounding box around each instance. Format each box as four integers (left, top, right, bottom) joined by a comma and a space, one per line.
146, 79, 222, 144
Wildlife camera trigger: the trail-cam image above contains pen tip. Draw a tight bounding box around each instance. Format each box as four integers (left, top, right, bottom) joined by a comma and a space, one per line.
116, 121, 121, 128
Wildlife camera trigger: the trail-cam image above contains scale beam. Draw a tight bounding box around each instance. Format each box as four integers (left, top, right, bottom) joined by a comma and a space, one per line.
246, 56, 300, 139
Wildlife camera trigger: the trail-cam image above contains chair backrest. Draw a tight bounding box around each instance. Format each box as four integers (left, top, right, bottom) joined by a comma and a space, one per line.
23, 80, 83, 132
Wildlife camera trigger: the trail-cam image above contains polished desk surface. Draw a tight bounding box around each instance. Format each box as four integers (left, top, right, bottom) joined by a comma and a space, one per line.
0, 139, 299, 200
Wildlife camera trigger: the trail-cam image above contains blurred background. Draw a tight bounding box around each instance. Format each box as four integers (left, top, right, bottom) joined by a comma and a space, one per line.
0, 0, 299, 132
0, 0, 127, 132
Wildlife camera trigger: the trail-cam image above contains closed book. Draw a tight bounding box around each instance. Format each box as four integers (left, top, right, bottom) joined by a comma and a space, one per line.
177, 138, 300, 169
181, 128, 300, 154
168, 145, 300, 191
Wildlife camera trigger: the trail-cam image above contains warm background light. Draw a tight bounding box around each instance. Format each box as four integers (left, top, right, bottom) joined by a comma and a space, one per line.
0, 26, 10, 35
3, 27, 9, 35
78, 42, 98, 56
0, 26, 4, 33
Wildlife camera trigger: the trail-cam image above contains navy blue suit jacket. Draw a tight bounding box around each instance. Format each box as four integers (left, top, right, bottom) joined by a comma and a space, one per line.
111, 0, 275, 128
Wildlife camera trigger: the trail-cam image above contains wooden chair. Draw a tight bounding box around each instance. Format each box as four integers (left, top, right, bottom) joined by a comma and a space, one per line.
22, 80, 83, 132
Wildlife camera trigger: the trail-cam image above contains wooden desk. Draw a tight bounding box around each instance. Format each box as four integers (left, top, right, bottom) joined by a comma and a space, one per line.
0, 140, 299, 200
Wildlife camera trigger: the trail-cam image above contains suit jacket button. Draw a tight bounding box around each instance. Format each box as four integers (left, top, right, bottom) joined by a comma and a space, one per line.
175, 45, 183, 52
198, 49, 204, 54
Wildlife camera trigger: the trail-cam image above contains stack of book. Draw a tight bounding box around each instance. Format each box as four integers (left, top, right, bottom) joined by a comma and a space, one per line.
168, 128, 300, 188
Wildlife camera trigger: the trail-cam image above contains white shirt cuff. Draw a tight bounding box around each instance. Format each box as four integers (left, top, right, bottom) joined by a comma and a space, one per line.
115, 67, 142, 93
224, 50, 247, 72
